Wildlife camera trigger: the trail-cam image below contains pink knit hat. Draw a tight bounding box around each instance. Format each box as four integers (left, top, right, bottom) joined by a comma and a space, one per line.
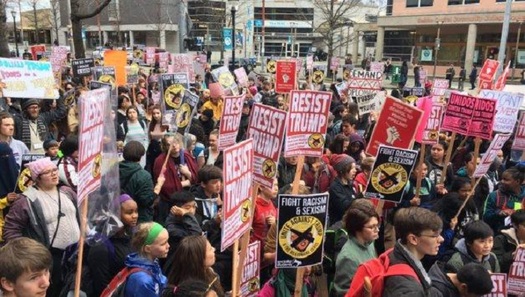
25, 157, 57, 181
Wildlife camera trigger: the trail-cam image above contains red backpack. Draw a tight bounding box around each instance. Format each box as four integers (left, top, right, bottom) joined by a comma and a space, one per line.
100, 267, 146, 297
345, 248, 420, 297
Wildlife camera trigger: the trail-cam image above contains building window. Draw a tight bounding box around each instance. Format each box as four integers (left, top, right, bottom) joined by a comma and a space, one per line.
407, 0, 433, 7
496, 0, 525, 2
448, 0, 479, 5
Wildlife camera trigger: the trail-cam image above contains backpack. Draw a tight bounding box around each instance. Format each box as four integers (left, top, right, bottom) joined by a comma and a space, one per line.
346, 248, 420, 297
100, 267, 147, 297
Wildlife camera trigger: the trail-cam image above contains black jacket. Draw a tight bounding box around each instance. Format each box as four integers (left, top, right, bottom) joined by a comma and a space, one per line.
492, 228, 519, 273
428, 262, 459, 297
328, 177, 355, 226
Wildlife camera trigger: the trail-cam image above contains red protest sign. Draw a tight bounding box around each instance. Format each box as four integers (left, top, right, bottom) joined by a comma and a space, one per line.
512, 113, 525, 150
275, 61, 297, 94
479, 59, 500, 82
414, 96, 433, 144
240, 241, 261, 297
467, 97, 497, 140
30, 45, 46, 60
483, 273, 507, 297
218, 94, 245, 150
441, 93, 476, 136
473, 134, 510, 178
494, 61, 511, 91
248, 103, 287, 189
479, 79, 493, 90
221, 139, 254, 251
366, 96, 423, 157
509, 247, 525, 295
284, 90, 332, 157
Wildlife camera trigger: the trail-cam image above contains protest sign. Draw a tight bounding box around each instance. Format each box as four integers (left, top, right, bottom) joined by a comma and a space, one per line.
414, 96, 434, 144
284, 90, 331, 157
441, 93, 476, 136
145, 47, 155, 65
172, 53, 195, 83
494, 61, 511, 91
479, 89, 523, 133
212, 65, 238, 95
92, 66, 116, 87
218, 94, 246, 150
482, 273, 507, 297
479, 59, 500, 82
266, 58, 277, 73
509, 247, 525, 295
0, 58, 59, 99
356, 92, 378, 115
15, 154, 45, 193
221, 139, 254, 251
125, 64, 140, 85
473, 134, 511, 178
467, 97, 497, 140
366, 96, 423, 157
104, 50, 128, 86
403, 87, 425, 97
30, 45, 46, 60
370, 61, 384, 73
347, 69, 383, 93
77, 88, 108, 203
50, 46, 68, 74
275, 61, 297, 94
209, 82, 225, 99
276, 193, 329, 268
71, 58, 95, 77
234, 67, 249, 87
512, 113, 525, 150
247, 103, 287, 188
160, 73, 190, 111
306, 56, 313, 71
330, 57, 340, 71
334, 81, 348, 97
420, 102, 444, 144
294, 58, 303, 74
158, 52, 169, 70
175, 90, 200, 135
431, 79, 449, 97
365, 145, 418, 203
240, 241, 261, 297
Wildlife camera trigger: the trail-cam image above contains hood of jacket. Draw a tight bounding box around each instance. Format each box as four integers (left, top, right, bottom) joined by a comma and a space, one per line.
501, 228, 519, 246
119, 161, 143, 184
456, 167, 468, 178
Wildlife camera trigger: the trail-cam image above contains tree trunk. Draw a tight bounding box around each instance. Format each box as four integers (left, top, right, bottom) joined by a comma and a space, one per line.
70, 0, 113, 59
33, 6, 40, 44
0, 6, 10, 57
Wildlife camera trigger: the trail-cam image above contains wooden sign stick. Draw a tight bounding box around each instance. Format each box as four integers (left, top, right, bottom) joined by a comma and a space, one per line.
439, 132, 456, 185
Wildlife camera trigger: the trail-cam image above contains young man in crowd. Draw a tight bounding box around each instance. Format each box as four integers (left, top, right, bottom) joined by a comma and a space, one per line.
0, 112, 29, 167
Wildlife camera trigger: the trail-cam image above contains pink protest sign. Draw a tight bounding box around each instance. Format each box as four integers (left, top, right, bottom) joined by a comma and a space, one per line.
508, 248, 525, 295
234, 67, 249, 87
512, 113, 525, 150
218, 94, 246, 150
209, 82, 225, 99
441, 93, 476, 135
467, 97, 496, 140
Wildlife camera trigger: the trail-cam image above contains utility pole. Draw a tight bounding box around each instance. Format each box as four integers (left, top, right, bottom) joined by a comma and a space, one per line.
231, 5, 237, 70
497, 0, 513, 77
432, 21, 443, 80
512, 21, 522, 80
261, 0, 265, 71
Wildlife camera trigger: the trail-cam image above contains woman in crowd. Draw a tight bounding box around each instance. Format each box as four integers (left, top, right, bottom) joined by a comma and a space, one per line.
426, 141, 455, 194
146, 104, 168, 173
56, 135, 79, 191
202, 130, 223, 169
167, 235, 224, 297
118, 106, 149, 167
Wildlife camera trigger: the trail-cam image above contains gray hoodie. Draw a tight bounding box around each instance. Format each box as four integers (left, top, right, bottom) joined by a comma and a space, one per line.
446, 238, 500, 273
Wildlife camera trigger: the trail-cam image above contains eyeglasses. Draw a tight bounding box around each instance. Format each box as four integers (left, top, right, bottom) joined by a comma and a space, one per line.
364, 225, 380, 231
418, 233, 441, 239
39, 168, 58, 177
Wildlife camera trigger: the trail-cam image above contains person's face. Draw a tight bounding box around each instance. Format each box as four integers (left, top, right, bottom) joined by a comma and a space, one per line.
121, 98, 131, 110
0, 269, 50, 297
360, 217, 380, 242
136, 94, 145, 103
127, 109, 138, 121
208, 135, 217, 149
146, 229, 170, 259
414, 164, 428, 179
457, 183, 472, 201
260, 179, 278, 199
496, 150, 504, 162
45, 146, 59, 158
430, 144, 445, 161
152, 109, 162, 121
500, 171, 521, 193
180, 201, 198, 216
414, 229, 443, 257
120, 200, 138, 228
341, 122, 354, 136
286, 156, 298, 166
37, 166, 59, 188
346, 163, 357, 180
468, 237, 494, 259
204, 240, 216, 268
203, 90, 211, 98
168, 138, 181, 155
26, 104, 40, 119
206, 290, 219, 297
466, 157, 480, 174
343, 140, 350, 151
349, 142, 362, 153
202, 179, 222, 196
0, 117, 15, 137
242, 105, 250, 115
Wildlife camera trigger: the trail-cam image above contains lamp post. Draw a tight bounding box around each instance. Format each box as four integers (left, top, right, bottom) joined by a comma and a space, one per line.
512, 21, 523, 80
432, 21, 444, 80
11, 11, 19, 58
231, 5, 237, 71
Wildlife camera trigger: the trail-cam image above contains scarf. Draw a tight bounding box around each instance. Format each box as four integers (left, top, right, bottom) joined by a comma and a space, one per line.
21, 117, 47, 149
272, 269, 308, 297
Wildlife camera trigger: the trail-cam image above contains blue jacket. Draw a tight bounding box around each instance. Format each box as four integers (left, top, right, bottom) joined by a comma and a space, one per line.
124, 253, 167, 297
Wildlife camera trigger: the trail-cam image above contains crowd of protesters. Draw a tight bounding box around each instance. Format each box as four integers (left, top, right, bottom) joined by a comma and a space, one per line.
0, 55, 524, 297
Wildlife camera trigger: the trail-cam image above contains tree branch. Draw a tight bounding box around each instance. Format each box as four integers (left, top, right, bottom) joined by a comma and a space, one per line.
72, 0, 112, 20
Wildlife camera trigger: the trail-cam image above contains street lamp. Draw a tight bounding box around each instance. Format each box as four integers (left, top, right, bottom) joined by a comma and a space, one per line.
432, 21, 444, 80
11, 10, 19, 58
231, 5, 237, 71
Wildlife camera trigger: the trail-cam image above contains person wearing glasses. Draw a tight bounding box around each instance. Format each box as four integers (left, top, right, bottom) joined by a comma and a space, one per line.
332, 199, 379, 297
445, 220, 500, 273
3, 157, 79, 297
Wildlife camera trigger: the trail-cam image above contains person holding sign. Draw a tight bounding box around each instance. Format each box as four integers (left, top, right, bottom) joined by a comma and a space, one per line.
399, 162, 436, 209
328, 154, 357, 226
0, 112, 29, 167
483, 166, 525, 233
426, 141, 455, 195
493, 209, 525, 273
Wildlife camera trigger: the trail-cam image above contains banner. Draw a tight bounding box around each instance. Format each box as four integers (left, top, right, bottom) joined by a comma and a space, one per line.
479, 59, 500, 82
512, 113, 525, 150
223, 28, 233, 51
479, 90, 523, 134
221, 139, 254, 251
218, 94, 246, 150
347, 70, 383, 96
284, 90, 331, 157
15, 154, 45, 193
103, 50, 128, 86
172, 54, 195, 83
247, 103, 287, 188
212, 66, 238, 96
467, 97, 496, 140
276, 193, 329, 268
366, 96, 423, 157
71, 58, 95, 77
240, 241, 261, 297
365, 145, 418, 203
473, 134, 511, 178
441, 93, 476, 136
77, 88, 108, 203
482, 273, 507, 297
420, 102, 444, 144
234, 67, 249, 87
508, 247, 525, 295
275, 61, 297, 94
0, 58, 59, 99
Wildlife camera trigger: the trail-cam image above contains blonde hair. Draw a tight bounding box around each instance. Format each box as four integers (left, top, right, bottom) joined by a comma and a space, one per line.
131, 222, 157, 256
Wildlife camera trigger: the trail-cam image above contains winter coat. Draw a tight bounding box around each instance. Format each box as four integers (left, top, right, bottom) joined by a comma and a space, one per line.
492, 228, 520, 273
328, 177, 355, 225
446, 238, 500, 273
302, 162, 336, 194
119, 160, 155, 222
153, 151, 199, 202
163, 213, 203, 274
428, 262, 460, 297
483, 186, 525, 233
124, 253, 167, 297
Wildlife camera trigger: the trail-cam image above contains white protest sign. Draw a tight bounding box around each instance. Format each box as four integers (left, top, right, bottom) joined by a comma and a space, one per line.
0, 58, 59, 99
479, 89, 524, 133
513, 113, 525, 150
356, 92, 378, 115
473, 133, 511, 178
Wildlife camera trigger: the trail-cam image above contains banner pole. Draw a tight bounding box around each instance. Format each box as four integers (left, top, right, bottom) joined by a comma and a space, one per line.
73, 198, 88, 297
292, 156, 306, 297
439, 132, 456, 185
414, 144, 426, 203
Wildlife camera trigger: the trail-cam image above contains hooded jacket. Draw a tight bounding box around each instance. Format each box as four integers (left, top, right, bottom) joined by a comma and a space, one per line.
492, 228, 520, 273
346, 134, 366, 163
428, 262, 459, 297
119, 160, 155, 222
124, 253, 167, 297
446, 238, 500, 273
483, 186, 525, 233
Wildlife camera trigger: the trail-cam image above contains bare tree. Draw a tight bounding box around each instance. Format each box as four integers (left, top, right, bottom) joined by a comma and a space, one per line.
25, 0, 49, 44
0, 0, 12, 57
49, 0, 60, 44
70, 0, 112, 58
136, 0, 171, 47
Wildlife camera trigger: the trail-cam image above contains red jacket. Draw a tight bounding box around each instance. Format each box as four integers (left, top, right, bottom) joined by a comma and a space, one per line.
302, 162, 337, 193
153, 151, 199, 202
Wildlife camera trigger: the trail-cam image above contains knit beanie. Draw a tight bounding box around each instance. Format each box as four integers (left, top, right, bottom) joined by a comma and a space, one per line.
25, 157, 57, 181
331, 154, 355, 174
21, 99, 39, 110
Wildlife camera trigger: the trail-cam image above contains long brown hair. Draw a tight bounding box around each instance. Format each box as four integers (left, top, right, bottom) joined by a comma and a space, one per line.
148, 104, 168, 134
167, 235, 224, 296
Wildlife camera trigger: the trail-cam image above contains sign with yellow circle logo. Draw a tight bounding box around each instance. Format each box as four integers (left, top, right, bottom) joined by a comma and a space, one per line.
276, 193, 328, 268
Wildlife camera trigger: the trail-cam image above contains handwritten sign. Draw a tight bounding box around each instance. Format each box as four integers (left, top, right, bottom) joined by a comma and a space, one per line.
221, 139, 254, 251
284, 90, 331, 157
479, 90, 523, 133
473, 134, 511, 178
348, 70, 383, 93
247, 103, 287, 188
0, 58, 59, 99
356, 92, 378, 115
218, 94, 246, 150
